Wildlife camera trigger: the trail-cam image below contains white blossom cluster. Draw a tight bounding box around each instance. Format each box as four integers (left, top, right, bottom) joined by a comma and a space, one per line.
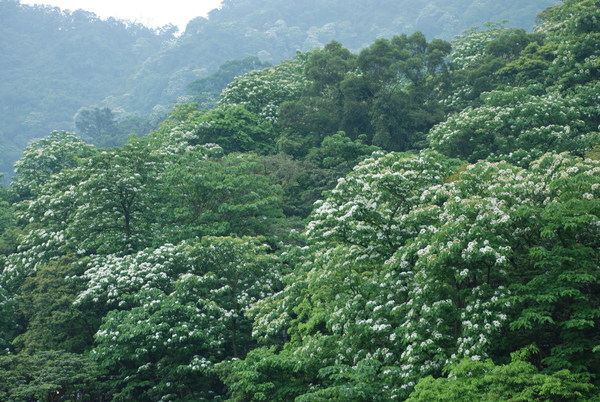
219, 53, 309, 122
12, 130, 95, 197
84, 236, 283, 400
429, 85, 596, 166
251, 150, 599, 398
449, 24, 507, 70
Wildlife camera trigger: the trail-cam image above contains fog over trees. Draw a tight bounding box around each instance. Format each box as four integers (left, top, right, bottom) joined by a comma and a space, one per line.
0, 0, 557, 176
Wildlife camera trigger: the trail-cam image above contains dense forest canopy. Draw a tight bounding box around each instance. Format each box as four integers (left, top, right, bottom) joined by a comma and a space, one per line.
0, 0, 557, 179
0, 0, 599, 400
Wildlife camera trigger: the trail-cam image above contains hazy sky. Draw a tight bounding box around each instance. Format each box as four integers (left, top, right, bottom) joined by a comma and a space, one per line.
20, 0, 224, 31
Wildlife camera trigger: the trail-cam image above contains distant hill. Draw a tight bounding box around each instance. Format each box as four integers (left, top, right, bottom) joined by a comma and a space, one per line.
119, 0, 559, 112
0, 0, 558, 177
0, 0, 173, 177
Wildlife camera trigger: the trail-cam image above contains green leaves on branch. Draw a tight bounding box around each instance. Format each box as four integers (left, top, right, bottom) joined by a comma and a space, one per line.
0, 351, 104, 402
219, 53, 309, 123
408, 348, 597, 401
157, 152, 284, 242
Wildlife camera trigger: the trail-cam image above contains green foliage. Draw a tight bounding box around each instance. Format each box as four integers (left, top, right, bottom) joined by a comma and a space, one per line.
3, 1, 599, 400
12, 131, 96, 198
217, 346, 318, 401
1, 140, 163, 301
93, 288, 226, 401
74, 106, 159, 148
304, 41, 357, 95
31, 141, 161, 255
308, 132, 379, 171
0, 351, 105, 401
85, 236, 284, 400
187, 56, 272, 108
219, 53, 309, 123
507, 154, 600, 374
537, 0, 600, 89
154, 102, 278, 156
429, 85, 598, 165
183, 105, 277, 153
0, 187, 17, 256
268, 132, 381, 218
444, 24, 548, 110
277, 34, 451, 155
13, 257, 99, 354
408, 348, 597, 401
244, 151, 599, 399
157, 152, 284, 242
253, 154, 318, 218
0, 283, 17, 354
276, 96, 342, 157
437, 0, 600, 162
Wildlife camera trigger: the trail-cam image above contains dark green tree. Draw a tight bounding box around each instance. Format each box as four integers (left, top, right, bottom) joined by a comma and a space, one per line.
0, 351, 105, 401
187, 56, 272, 107
13, 257, 100, 354
74, 106, 125, 147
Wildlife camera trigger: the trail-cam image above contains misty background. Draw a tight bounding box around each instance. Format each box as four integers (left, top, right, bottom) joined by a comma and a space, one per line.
0, 0, 557, 179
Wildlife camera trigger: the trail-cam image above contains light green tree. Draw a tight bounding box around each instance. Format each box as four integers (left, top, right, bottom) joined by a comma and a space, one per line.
428, 85, 598, 166
12, 131, 95, 198
219, 52, 309, 123
407, 346, 596, 401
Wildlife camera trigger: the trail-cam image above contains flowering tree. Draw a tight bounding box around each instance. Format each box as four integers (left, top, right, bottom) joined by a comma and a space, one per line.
12, 131, 95, 198
219, 52, 309, 123
0, 139, 165, 306
184, 105, 276, 153
1, 2, 597, 399
153, 105, 276, 154
536, 0, 600, 89
82, 236, 284, 400
21, 140, 161, 256
428, 85, 598, 166
223, 151, 599, 399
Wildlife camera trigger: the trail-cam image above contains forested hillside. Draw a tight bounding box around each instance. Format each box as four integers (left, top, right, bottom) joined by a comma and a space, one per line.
0, 0, 557, 179
0, 0, 599, 400
117, 0, 559, 112
0, 0, 174, 176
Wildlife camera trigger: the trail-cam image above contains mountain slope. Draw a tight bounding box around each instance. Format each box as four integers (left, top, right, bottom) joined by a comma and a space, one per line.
121, 0, 558, 112
0, 0, 558, 177
0, 0, 172, 176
